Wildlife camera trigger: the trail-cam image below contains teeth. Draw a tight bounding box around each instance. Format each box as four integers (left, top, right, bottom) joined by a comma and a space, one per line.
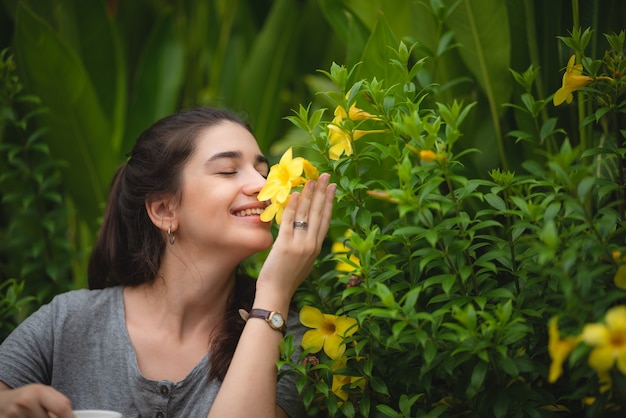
234, 208, 265, 217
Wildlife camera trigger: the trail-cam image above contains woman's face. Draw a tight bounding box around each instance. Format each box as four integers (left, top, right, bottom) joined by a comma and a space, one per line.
175, 121, 273, 259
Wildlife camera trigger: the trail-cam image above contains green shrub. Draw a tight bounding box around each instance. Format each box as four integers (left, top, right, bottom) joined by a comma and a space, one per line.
0, 49, 77, 339
279, 29, 626, 417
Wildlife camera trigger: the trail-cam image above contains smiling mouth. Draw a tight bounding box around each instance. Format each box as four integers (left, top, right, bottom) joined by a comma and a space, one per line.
233, 208, 265, 217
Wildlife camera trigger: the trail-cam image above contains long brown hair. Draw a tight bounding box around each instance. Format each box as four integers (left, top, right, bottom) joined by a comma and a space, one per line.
88, 107, 256, 381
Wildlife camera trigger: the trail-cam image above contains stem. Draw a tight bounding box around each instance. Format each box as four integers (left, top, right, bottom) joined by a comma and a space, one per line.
443, 168, 479, 295
571, 0, 588, 151
523, 0, 548, 124
614, 111, 625, 219
503, 187, 521, 295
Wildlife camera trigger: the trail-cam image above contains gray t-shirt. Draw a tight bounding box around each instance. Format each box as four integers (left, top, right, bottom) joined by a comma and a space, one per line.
0, 287, 306, 418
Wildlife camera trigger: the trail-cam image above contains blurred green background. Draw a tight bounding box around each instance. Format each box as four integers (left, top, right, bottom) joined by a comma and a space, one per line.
0, 0, 624, 334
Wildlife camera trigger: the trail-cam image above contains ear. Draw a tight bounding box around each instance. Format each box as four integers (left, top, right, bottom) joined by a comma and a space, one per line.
145, 197, 178, 232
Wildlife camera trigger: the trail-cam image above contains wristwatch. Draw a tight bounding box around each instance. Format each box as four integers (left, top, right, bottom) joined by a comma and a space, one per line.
246, 308, 286, 336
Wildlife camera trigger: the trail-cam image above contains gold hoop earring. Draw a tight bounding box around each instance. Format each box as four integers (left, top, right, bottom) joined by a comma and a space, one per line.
168, 225, 176, 245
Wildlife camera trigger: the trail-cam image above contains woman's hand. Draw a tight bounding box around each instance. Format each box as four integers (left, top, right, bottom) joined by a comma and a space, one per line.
0, 383, 74, 418
255, 173, 336, 307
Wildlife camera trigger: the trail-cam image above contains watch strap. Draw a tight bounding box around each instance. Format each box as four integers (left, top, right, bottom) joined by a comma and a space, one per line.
239, 308, 286, 336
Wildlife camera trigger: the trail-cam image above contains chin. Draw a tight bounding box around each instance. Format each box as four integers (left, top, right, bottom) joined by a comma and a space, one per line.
243, 230, 274, 252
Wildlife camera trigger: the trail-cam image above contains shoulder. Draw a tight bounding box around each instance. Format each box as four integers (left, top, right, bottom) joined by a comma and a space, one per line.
41, 286, 122, 322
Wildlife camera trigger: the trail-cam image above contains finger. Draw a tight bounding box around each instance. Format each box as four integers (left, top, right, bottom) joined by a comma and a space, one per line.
2, 385, 73, 418
302, 173, 331, 234
278, 192, 300, 235
315, 182, 336, 243
292, 180, 316, 232
37, 387, 73, 418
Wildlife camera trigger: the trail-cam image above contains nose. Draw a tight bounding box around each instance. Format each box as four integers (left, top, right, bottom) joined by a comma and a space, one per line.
243, 168, 268, 196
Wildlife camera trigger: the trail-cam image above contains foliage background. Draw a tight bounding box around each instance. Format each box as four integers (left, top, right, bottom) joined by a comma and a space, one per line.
1, 0, 625, 416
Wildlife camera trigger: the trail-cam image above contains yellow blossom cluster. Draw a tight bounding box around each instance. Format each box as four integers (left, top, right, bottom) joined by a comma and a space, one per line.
257, 147, 318, 224
549, 306, 626, 395
553, 55, 593, 106
613, 251, 626, 289
327, 100, 384, 160
405, 143, 447, 164
299, 305, 362, 401
331, 230, 361, 276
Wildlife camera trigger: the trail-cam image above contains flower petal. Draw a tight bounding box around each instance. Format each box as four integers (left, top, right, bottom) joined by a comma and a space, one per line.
565, 55, 576, 72
334, 105, 348, 120
258, 181, 280, 201
331, 374, 351, 401
588, 346, 615, 373
279, 147, 293, 165
617, 349, 626, 375
275, 204, 285, 224
614, 266, 626, 289
303, 160, 319, 180
335, 316, 358, 337
260, 202, 279, 222
300, 305, 324, 328
324, 333, 347, 359
275, 185, 291, 204
605, 305, 626, 333
302, 329, 325, 353
286, 157, 304, 179
329, 143, 349, 160
553, 87, 570, 106
582, 324, 610, 346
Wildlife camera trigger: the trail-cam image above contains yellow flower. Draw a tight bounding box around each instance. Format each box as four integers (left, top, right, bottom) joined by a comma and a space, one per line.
327, 124, 384, 160
553, 55, 593, 106
258, 148, 319, 223
330, 358, 366, 402
328, 124, 354, 160
419, 150, 437, 163
300, 305, 358, 359
303, 159, 319, 181
331, 231, 360, 274
258, 148, 304, 204
548, 317, 580, 383
333, 103, 380, 122
260, 196, 286, 224
327, 98, 384, 161
613, 251, 626, 290
366, 189, 400, 203
582, 305, 626, 374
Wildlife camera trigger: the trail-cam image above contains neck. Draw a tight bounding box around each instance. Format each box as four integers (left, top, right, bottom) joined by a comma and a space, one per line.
125, 250, 239, 340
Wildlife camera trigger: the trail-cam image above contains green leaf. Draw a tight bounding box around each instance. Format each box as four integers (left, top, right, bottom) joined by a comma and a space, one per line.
14, 3, 117, 230
123, 16, 185, 152
467, 360, 488, 398
354, 12, 402, 87
375, 282, 395, 308
443, 0, 511, 168
235, 0, 302, 150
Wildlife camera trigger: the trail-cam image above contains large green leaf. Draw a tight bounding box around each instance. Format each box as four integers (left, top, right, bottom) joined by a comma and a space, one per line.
318, 0, 371, 68
235, 0, 302, 151
123, 16, 185, 152
442, 0, 512, 169
14, 3, 116, 230
71, 0, 126, 152
444, 0, 511, 112
355, 12, 401, 87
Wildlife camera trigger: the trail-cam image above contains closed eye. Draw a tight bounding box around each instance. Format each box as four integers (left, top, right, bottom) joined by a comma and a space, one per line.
218, 171, 237, 176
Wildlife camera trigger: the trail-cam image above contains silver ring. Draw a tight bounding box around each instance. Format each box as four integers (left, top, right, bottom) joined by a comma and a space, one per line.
293, 220, 308, 230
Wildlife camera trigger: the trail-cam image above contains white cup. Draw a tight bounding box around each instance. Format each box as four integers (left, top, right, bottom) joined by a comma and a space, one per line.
73, 411, 123, 418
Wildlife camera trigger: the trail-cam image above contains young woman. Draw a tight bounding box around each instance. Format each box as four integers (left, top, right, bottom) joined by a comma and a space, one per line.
0, 107, 336, 417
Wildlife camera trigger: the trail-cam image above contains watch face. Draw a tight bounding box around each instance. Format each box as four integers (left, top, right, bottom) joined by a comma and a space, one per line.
270, 312, 285, 328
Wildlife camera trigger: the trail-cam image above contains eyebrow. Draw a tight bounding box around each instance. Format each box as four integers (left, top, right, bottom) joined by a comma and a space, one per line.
207, 151, 269, 166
